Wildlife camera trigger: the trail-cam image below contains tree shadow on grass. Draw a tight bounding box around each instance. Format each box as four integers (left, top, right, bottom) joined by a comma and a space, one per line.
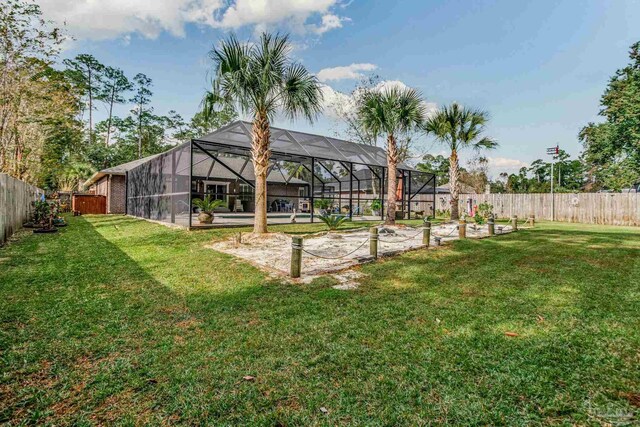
0, 215, 278, 424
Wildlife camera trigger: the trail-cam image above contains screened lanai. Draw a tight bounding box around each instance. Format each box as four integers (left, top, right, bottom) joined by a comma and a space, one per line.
125, 121, 436, 228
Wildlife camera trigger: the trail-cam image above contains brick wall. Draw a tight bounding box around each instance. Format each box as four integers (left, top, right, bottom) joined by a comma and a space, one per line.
109, 175, 126, 214
90, 175, 126, 214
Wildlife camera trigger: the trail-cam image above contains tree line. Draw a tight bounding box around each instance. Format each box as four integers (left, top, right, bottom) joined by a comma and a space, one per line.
0, 0, 236, 191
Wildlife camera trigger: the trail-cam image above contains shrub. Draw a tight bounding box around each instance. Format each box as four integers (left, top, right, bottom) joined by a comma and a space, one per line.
313, 199, 332, 210
477, 202, 494, 219
317, 213, 348, 230
474, 212, 485, 225
370, 199, 382, 211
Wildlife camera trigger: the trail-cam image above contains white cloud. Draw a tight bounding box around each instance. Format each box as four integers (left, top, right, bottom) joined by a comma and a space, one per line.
308, 14, 350, 34
317, 63, 377, 82
487, 157, 529, 170
320, 79, 438, 120
37, 0, 349, 42
319, 84, 353, 119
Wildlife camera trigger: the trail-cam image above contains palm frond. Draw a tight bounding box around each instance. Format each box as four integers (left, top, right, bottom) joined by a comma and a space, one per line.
423, 102, 497, 152
281, 62, 323, 122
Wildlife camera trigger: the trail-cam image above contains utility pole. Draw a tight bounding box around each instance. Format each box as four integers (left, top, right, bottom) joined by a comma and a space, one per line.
546, 145, 559, 221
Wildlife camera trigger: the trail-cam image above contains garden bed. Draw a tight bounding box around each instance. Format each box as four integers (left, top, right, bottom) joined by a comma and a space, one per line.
207, 222, 511, 280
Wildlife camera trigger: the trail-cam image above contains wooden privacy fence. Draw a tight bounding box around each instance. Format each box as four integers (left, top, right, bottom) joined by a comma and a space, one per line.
72, 194, 106, 215
439, 193, 640, 226
0, 174, 44, 245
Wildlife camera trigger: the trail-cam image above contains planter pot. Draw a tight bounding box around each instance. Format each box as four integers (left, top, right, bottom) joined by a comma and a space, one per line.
198, 212, 214, 224
34, 228, 58, 234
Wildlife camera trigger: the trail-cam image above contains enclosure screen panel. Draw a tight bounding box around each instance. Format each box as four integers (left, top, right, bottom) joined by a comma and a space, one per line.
126, 142, 190, 226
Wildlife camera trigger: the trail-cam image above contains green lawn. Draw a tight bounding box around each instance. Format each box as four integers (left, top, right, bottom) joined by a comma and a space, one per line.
1, 216, 639, 426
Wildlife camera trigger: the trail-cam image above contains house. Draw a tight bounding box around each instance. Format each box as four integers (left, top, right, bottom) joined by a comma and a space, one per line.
83, 155, 161, 214
435, 182, 476, 194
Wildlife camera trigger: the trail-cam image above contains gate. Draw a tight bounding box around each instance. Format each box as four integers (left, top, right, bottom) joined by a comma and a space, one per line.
72, 194, 106, 214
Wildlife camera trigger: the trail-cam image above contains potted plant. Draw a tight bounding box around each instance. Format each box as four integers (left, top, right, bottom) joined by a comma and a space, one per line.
192, 195, 226, 224
371, 199, 382, 216
33, 199, 58, 233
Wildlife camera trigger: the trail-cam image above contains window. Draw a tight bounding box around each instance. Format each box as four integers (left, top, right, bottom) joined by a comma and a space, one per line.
239, 184, 253, 201
206, 184, 227, 201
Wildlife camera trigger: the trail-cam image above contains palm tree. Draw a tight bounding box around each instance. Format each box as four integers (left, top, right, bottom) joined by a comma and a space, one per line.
358, 86, 426, 224
204, 33, 323, 233
423, 103, 497, 220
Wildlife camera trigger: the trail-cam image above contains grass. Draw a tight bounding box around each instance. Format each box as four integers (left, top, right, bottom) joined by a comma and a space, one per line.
1, 215, 639, 426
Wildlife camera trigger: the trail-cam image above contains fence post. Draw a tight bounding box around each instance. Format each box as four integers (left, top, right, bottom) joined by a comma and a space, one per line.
487, 216, 495, 236
458, 219, 466, 239
422, 219, 431, 246
290, 236, 303, 278
511, 215, 518, 231
529, 214, 535, 228
369, 227, 378, 259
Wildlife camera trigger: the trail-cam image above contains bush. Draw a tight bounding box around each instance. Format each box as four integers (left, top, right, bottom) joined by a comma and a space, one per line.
313, 199, 332, 210
317, 213, 348, 230
474, 212, 485, 225
477, 202, 494, 219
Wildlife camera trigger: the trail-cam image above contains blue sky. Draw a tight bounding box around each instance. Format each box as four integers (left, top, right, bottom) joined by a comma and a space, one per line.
39, 0, 640, 176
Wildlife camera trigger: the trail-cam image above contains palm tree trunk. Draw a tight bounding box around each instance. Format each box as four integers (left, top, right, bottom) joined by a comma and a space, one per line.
449, 149, 460, 220
386, 134, 398, 225
251, 113, 270, 234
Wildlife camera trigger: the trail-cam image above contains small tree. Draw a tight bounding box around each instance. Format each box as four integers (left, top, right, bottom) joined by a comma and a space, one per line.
358, 86, 426, 224
423, 103, 497, 220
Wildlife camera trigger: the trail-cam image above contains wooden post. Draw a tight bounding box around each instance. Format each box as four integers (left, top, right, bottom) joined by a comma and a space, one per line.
511, 215, 518, 231
529, 214, 535, 228
458, 219, 466, 239
290, 236, 303, 278
423, 219, 431, 246
488, 216, 495, 236
369, 227, 378, 259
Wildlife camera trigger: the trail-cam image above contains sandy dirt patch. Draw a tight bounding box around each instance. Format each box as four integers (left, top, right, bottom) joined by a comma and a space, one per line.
207, 222, 514, 279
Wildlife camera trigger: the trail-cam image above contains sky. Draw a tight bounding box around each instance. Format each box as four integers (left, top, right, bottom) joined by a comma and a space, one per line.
37, 0, 640, 177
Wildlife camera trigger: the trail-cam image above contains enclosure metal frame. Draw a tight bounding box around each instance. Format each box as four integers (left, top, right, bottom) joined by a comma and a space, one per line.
189, 121, 436, 224
124, 121, 436, 227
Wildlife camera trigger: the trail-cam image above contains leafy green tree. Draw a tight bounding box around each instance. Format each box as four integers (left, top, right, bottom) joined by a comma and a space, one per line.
358, 86, 426, 224
205, 32, 323, 233
579, 41, 640, 190
0, 1, 88, 187
423, 103, 497, 219
416, 154, 450, 184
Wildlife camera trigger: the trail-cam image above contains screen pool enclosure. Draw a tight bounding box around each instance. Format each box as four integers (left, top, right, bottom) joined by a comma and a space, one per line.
125, 121, 436, 227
